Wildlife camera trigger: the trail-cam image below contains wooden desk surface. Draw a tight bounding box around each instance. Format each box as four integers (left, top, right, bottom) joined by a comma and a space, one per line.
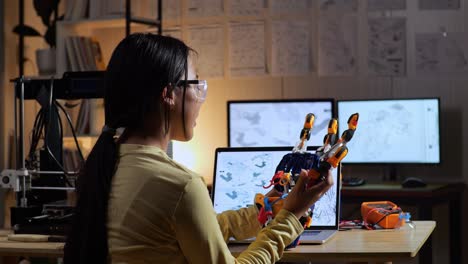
0, 237, 63, 257
0, 221, 435, 262
230, 221, 436, 263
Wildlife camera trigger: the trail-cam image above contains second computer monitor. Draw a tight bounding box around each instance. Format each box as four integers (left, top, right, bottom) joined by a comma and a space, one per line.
337, 98, 440, 164
228, 99, 334, 147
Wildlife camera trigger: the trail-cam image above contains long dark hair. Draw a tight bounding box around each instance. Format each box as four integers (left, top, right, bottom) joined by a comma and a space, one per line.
64, 34, 192, 263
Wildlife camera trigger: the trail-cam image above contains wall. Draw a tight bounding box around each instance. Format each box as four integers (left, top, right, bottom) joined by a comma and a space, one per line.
0, 0, 467, 263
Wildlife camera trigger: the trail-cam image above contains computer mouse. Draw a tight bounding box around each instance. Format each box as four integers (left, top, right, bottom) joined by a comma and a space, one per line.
401, 177, 427, 188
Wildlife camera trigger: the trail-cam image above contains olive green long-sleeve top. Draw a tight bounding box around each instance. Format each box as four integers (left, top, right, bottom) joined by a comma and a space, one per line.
107, 144, 303, 264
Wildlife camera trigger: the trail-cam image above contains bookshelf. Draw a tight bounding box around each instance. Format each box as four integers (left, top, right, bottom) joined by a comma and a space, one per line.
53, 0, 162, 162
56, 17, 124, 75
56, 0, 162, 75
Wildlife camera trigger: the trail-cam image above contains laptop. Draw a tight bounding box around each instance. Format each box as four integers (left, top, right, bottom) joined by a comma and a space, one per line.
211, 146, 341, 244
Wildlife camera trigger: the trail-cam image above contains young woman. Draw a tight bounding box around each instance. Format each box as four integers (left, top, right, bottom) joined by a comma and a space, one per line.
64, 33, 333, 264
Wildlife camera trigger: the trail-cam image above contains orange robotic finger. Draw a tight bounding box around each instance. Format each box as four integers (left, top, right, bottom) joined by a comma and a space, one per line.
323, 118, 338, 146
299, 113, 315, 141
296, 113, 315, 152
328, 118, 338, 134
327, 146, 348, 168
348, 113, 359, 130
304, 113, 315, 129
340, 113, 359, 142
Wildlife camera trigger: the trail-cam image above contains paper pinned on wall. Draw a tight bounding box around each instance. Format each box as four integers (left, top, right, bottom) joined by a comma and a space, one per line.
147, 27, 181, 39
132, 0, 181, 20
155, 0, 181, 20
319, 0, 358, 14
367, 0, 406, 11
415, 33, 468, 74
419, 0, 460, 10
271, 20, 311, 76
188, 25, 225, 79
229, 21, 266, 77
270, 0, 310, 14
187, 0, 223, 17
318, 14, 358, 76
163, 28, 183, 40
229, 0, 264, 16
368, 17, 406, 76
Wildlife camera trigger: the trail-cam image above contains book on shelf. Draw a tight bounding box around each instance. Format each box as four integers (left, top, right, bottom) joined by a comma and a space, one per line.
65, 0, 124, 20
64, 36, 105, 72
90, 38, 106, 70
64, 37, 79, 71
82, 37, 97, 71
65, 0, 89, 21
75, 98, 104, 137
70, 36, 86, 71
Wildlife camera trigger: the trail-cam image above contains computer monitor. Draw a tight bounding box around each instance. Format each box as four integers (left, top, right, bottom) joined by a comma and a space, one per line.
228, 99, 335, 147
337, 98, 441, 166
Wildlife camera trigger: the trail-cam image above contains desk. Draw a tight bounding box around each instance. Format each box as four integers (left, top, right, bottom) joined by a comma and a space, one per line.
342, 183, 465, 264
0, 221, 435, 263
230, 221, 435, 263
0, 237, 63, 258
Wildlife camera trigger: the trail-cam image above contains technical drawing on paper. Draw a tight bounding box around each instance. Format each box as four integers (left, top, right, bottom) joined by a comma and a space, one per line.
188, 0, 223, 17
188, 25, 224, 78
163, 28, 182, 40
415, 33, 468, 74
318, 14, 357, 76
368, 17, 406, 76
150, 0, 181, 19
229, 0, 263, 16
419, 0, 459, 10
271, 20, 310, 76
367, 0, 406, 11
214, 151, 338, 226
319, 0, 358, 13
271, 0, 309, 14
229, 22, 266, 77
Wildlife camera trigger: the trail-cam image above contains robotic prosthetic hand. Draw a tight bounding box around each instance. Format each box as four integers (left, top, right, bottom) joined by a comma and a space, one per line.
255, 113, 359, 247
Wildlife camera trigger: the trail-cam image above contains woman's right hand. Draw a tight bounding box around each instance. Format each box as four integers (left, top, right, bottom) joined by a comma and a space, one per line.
283, 169, 334, 219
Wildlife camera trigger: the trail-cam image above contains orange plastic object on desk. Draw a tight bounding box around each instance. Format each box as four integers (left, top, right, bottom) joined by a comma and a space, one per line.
361, 201, 405, 229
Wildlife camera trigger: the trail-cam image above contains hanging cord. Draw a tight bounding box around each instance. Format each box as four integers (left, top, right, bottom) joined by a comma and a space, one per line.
26, 78, 85, 188
26, 108, 45, 169
55, 100, 85, 162
42, 78, 73, 187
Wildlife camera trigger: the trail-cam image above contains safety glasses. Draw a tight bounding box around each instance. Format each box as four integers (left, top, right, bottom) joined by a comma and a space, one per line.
177, 80, 208, 102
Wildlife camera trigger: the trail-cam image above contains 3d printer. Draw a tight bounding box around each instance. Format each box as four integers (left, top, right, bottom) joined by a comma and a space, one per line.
0, 71, 104, 235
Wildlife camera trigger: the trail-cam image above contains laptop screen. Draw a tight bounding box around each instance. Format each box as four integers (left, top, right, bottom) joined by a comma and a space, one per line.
212, 147, 340, 228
